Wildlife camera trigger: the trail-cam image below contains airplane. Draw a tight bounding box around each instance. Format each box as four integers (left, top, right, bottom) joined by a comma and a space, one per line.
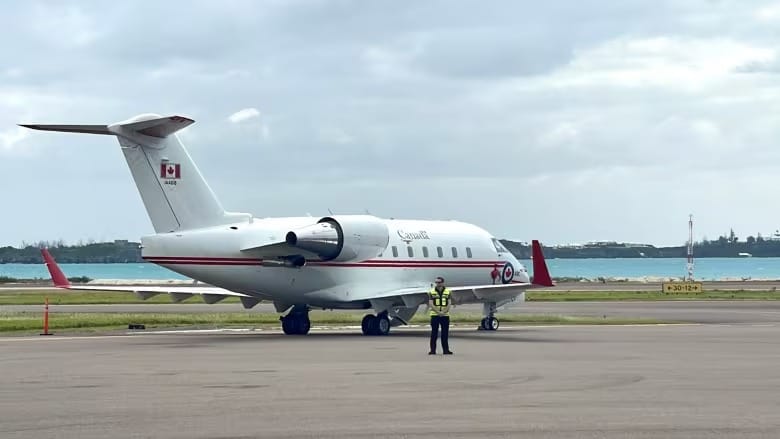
22, 113, 555, 336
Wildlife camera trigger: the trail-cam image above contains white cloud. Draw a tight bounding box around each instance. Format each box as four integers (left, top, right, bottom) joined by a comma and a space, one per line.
6, 1, 780, 246
0, 126, 29, 152
546, 36, 775, 89
228, 108, 261, 124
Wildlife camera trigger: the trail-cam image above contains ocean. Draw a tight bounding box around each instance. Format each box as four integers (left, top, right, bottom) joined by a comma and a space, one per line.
1, 257, 777, 281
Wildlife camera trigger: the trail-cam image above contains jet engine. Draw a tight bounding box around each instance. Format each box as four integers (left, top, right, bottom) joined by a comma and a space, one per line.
285, 215, 389, 262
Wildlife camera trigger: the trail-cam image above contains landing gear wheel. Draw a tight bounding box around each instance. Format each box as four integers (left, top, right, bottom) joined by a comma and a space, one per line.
281, 308, 310, 335
375, 314, 390, 336
295, 316, 311, 335
361, 313, 391, 335
361, 315, 376, 336
282, 317, 294, 335
479, 317, 499, 331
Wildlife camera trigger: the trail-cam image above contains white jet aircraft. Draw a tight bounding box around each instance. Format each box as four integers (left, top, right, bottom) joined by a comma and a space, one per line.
23, 114, 555, 336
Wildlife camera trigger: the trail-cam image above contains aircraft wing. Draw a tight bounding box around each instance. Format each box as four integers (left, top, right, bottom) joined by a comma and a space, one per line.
40, 249, 262, 308
352, 281, 533, 306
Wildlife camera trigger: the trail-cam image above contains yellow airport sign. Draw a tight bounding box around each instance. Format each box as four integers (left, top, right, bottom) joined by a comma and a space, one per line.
662, 282, 703, 294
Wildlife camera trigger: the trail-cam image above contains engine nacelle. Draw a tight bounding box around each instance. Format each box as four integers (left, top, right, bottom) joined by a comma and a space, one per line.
285, 215, 389, 262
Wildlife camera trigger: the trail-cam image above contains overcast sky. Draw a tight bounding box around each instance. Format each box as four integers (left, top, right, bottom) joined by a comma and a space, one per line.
2, 0, 780, 247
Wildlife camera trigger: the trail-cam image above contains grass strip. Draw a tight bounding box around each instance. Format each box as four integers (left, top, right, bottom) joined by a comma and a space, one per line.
2, 289, 780, 306
0, 311, 669, 333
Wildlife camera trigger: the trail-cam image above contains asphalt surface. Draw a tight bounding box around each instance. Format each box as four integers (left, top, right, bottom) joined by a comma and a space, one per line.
1, 323, 780, 439
4, 301, 780, 324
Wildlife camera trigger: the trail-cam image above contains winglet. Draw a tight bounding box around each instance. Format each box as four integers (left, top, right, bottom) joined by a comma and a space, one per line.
531, 240, 554, 287
40, 248, 71, 288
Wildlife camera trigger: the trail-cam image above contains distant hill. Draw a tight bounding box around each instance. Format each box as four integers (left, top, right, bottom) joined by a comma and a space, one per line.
2, 234, 779, 263
500, 235, 780, 258
0, 240, 142, 263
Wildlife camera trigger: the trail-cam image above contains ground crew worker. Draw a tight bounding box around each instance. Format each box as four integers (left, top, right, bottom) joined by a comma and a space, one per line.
428, 276, 453, 355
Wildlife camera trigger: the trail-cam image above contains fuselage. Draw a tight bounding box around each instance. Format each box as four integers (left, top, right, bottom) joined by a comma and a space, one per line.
140, 216, 528, 308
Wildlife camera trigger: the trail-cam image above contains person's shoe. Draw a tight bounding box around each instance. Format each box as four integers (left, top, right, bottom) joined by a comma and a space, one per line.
428, 351, 436, 355
443, 351, 453, 355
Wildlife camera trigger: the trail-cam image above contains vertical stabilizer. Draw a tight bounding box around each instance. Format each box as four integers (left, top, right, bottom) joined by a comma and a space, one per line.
20, 114, 250, 233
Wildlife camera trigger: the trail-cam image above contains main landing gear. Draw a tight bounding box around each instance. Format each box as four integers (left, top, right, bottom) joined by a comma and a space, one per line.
281, 305, 310, 335
478, 302, 500, 331
361, 311, 391, 336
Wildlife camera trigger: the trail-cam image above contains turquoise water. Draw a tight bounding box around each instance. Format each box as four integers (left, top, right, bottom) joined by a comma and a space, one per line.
1, 258, 778, 281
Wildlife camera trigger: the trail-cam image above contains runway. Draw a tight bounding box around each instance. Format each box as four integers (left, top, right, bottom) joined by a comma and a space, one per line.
5, 301, 780, 324
1, 323, 780, 438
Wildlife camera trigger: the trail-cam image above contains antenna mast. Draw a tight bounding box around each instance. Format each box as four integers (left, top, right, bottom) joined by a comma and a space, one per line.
686, 214, 694, 281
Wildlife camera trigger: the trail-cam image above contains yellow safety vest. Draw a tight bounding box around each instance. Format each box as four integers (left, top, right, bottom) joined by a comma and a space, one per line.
429, 288, 451, 317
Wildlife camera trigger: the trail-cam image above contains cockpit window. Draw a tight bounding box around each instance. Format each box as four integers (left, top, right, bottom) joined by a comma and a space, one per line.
491, 238, 508, 254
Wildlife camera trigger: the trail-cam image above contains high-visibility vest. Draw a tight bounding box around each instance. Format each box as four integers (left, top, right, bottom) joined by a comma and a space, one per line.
429, 288, 451, 316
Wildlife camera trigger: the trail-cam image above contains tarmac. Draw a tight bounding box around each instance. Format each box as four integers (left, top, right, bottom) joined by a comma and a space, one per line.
2, 303, 780, 438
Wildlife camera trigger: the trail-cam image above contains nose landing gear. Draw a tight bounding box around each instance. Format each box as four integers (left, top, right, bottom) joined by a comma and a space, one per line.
478, 302, 500, 331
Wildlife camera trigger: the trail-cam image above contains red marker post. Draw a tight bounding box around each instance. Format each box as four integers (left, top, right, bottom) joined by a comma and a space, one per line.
40, 297, 52, 336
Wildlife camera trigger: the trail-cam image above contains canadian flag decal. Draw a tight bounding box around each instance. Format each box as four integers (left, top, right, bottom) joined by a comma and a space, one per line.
160, 163, 181, 179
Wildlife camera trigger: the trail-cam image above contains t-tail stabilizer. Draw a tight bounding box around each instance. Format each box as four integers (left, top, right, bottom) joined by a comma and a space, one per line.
20, 114, 250, 233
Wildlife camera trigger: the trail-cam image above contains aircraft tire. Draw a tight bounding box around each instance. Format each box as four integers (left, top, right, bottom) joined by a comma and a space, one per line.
282, 317, 295, 335
361, 315, 375, 335
375, 314, 390, 336
297, 316, 311, 335
488, 317, 499, 331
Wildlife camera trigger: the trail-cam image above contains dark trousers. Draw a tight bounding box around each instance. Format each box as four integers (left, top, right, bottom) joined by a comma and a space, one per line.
430, 315, 450, 353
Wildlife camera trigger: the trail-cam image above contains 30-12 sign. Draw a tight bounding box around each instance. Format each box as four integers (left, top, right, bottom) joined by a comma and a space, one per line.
662, 282, 703, 293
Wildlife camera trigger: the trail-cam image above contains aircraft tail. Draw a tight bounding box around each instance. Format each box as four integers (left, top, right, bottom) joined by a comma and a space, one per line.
20, 114, 250, 233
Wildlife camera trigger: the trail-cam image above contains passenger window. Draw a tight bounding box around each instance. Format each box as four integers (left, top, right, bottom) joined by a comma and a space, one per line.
437, 246, 443, 258
392, 246, 398, 257
466, 247, 472, 258
451, 247, 458, 258
422, 247, 429, 258
407, 246, 414, 257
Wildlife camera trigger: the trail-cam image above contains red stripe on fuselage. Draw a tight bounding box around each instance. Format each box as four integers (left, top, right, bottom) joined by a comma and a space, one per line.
143, 256, 506, 268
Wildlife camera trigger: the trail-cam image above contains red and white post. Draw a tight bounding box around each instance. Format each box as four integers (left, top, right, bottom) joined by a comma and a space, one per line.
40, 297, 52, 336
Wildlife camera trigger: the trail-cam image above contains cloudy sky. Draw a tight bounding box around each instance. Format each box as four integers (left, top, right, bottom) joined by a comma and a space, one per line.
2, 0, 780, 247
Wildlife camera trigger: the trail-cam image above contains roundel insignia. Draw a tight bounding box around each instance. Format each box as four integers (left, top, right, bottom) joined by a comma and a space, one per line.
501, 262, 514, 284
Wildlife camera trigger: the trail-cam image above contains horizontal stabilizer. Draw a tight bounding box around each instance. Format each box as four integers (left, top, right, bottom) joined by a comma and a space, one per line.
19, 115, 194, 139
119, 115, 194, 138
18, 124, 111, 135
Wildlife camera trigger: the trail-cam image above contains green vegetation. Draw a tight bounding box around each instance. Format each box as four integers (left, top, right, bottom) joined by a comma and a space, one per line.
0, 240, 141, 263
0, 290, 240, 305
0, 276, 92, 284
1, 289, 779, 306
0, 312, 669, 334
